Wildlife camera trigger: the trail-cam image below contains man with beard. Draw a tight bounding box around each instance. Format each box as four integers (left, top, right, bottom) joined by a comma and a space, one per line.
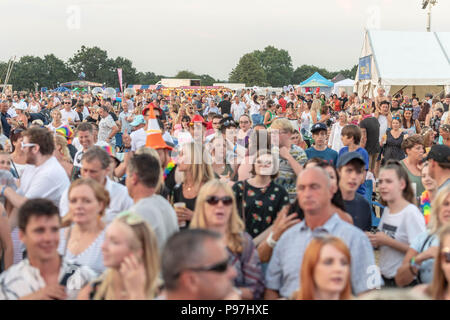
1, 128, 70, 229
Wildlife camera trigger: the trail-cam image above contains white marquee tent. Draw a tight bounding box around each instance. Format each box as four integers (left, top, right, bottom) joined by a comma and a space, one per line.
332, 78, 355, 95
354, 30, 450, 99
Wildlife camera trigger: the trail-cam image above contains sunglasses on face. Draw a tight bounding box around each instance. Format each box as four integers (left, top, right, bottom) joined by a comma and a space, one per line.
205, 195, 233, 206
175, 258, 230, 278
64, 102, 71, 105
256, 159, 273, 166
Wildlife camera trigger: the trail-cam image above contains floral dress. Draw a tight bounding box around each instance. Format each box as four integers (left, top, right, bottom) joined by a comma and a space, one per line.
232, 180, 290, 238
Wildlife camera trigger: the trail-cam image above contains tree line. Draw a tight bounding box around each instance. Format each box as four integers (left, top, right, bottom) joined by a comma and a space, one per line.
0, 45, 357, 91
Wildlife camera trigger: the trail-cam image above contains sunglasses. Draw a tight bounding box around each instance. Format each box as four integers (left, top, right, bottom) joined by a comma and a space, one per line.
205, 195, 233, 206
64, 102, 71, 104
256, 159, 273, 166
21, 142, 37, 149
392, 116, 400, 120
175, 258, 230, 278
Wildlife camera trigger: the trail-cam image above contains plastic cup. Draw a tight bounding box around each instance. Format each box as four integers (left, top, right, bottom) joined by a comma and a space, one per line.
174, 202, 187, 227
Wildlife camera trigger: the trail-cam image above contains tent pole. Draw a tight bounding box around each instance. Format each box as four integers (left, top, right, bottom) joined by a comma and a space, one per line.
392, 85, 408, 98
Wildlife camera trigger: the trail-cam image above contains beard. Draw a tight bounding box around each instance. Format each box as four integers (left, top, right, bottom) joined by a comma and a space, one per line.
25, 152, 36, 165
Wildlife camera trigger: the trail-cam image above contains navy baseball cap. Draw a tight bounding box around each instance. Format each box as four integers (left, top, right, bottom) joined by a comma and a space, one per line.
310, 122, 327, 133
336, 152, 366, 168
425, 145, 450, 163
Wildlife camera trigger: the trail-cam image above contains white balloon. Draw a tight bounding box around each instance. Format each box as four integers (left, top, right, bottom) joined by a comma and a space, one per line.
124, 88, 135, 97
104, 87, 116, 99
92, 87, 103, 96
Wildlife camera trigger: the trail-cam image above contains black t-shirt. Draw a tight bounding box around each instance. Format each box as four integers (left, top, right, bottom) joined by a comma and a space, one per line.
171, 183, 196, 230
343, 193, 372, 231
338, 97, 348, 109
218, 100, 231, 115
443, 103, 449, 112
359, 116, 380, 155
109, 112, 118, 122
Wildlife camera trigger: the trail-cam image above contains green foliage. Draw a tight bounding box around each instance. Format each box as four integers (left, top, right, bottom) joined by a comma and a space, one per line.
1, 45, 357, 91
229, 53, 267, 86
253, 46, 293, 87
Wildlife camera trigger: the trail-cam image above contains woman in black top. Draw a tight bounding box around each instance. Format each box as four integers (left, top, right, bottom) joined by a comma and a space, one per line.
383, 115, 406, 163
233, 150, 290, 238
171, 142, 214, 229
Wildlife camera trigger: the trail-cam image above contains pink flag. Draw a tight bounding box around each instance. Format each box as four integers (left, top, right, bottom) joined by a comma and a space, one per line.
117, 68, 123, 93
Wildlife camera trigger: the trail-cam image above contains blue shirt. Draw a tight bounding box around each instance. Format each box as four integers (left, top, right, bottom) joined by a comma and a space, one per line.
265, 213, 381, 297
305, 147, 338, 166
410, 231, 439, 284
338, 146, 370, 195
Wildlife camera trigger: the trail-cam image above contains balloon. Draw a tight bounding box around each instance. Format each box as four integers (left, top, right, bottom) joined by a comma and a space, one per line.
92, 87, 104, 96
124, 88, 135, 97
104, 87, 116, 99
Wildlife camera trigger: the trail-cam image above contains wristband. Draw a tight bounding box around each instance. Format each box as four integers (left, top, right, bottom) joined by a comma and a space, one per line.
266, 231, 277, 248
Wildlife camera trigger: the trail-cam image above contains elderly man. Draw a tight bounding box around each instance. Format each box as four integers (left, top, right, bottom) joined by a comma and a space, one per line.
264, 167, 380, 299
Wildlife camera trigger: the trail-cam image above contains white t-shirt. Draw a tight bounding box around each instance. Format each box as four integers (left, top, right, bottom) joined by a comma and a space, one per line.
128, 194, 179, 251
378, 203, 426, 278
98, 115, 116, 145
60, 109, 80, 125
378, 115, 388, 143
59, 177, 133, 224
130, 127, 146, 152
47, 122, 65, 133
249, 101, 260, 115
329, 122, 345, 152
17, 156, 70, 206
177, 130, 193, 148
28, 102, 40, 113
231, 102, 246, 121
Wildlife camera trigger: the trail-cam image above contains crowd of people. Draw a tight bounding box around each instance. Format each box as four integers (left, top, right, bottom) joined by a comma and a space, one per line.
0, 86, 449, 300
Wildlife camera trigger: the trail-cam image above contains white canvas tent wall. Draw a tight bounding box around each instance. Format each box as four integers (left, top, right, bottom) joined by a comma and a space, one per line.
332, 79, 355, 95
354, 30, 450, 99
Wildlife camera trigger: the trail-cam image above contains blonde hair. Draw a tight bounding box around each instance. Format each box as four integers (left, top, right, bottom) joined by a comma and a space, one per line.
135, 146, 163, 193
181, 142, 214, 187
54, 135, 72, 163
270, 118, 294, 133
190, 179, 245, 253
62, 178, 110, 227
311, 99, 322, 114
429, 223, 450, 300
93, 216, 160, 300
428, 185, 450, 234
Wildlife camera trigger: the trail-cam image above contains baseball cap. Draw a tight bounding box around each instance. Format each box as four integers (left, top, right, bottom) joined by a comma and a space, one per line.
425, 145, 450, 163
130, 115, 146, 127
336, 152, 366, 168
310, 122, 327, 133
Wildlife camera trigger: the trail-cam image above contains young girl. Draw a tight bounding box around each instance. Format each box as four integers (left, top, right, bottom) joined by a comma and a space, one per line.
367, 160, 426, 287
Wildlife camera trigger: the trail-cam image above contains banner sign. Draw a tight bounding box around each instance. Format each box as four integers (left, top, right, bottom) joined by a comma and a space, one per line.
117, 68, 123, 93
358, 55, 372, 80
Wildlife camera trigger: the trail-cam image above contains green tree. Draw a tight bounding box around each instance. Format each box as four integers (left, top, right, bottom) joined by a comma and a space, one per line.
229, 53, 267, 86
253, 46, 293, 87
9, 56, 47, 91
68, 46, 114, 84
43, 54, 75, 87
137, 71, 164, 84
175, 70, 198, 79
112, 56, 138, 87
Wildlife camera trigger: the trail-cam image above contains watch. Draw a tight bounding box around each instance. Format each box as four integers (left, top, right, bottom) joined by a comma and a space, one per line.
266, 231, 277, 248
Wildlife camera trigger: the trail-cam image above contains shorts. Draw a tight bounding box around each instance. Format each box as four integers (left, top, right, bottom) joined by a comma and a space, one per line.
368, 152, 379, 172
251, 114, 263, 125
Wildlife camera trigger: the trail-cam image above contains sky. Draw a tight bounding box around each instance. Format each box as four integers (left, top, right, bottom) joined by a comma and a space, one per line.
1, 0, 450, 81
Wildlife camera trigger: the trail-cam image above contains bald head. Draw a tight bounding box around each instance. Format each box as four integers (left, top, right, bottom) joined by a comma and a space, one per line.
296, 167, 333, 215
